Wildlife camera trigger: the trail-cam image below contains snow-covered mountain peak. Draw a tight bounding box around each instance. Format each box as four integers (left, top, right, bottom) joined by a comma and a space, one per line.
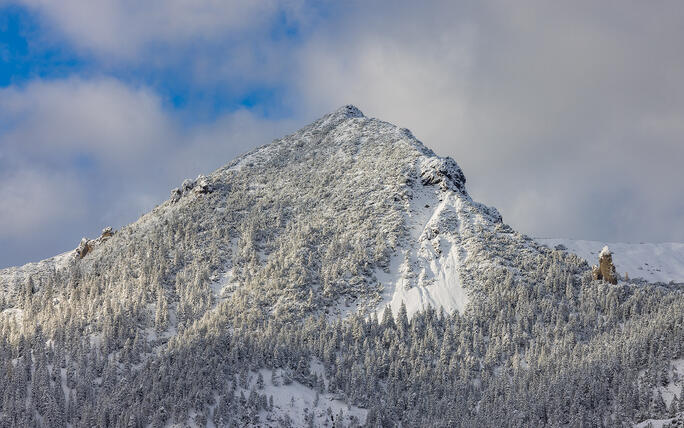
332, 104, 365, 119
0, 106, 548, 321
303, 104, 367, 132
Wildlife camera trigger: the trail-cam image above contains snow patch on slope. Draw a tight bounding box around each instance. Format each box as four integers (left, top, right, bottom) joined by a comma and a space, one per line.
376, 182, 468, 319
537, 239, 684, 284
236, 366, 367, 427
635, 414, 684, 428
0, 307, 23, 322
658, 358, 684, 409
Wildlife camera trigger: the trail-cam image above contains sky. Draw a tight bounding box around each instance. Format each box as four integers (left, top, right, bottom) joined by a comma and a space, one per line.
0, 1, 683, 268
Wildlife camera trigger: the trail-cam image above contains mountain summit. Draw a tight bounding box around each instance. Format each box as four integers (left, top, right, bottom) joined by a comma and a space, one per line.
1, 104, 531, 321
0, 107, 682, 427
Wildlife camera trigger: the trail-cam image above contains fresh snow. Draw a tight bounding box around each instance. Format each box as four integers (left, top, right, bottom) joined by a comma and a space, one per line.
0, 307, 23, 322
537, 239, 684, 284
376, 185, 468, 319
230, 365, 367, 427
0, 250, 73, 299
599, 245, 611, 258
635, 414, 684, 428
658, 358, 684, 408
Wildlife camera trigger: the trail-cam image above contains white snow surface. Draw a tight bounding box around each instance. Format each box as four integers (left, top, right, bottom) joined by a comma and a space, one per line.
635, 413, 684, 428
599, 245, 611, 258
230, 364, 367, 427
657, 358, 684, 409
537, 239, 684, 284
376, 184, 469, 319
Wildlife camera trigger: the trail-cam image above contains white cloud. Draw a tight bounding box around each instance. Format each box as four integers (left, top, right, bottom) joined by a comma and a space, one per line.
13, 0, 290, 60
0, 78, 173, 162
0, 169, 83, 239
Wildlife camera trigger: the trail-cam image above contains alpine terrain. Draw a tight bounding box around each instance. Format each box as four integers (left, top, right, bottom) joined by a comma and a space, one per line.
0, 106, 682, 427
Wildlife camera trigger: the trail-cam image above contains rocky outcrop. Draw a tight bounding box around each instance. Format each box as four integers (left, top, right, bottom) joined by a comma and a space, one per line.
194, 175, 210, 194
170, 187, 182, 203
101, 227, 114, 240
76, 238, 92, 259
592, 246, 618, 284
419, 157, 466, 192
75, 227, 115, 259
181, 179, 195, 193
171, 175, 211, 203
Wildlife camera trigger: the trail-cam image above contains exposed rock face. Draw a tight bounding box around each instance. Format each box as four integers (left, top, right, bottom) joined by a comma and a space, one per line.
76, 238, 92, 259
181, 179, 195, 193
75, 227, 115, 259
419, 157, 466, 192
592, 246, 618, 284
101, 227, 114, 240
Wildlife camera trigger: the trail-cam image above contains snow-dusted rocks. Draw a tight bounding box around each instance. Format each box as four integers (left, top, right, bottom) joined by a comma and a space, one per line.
101, 226, 114, 239
336, 104, 364, 119
74, 226, 116, 259
171, 175, 212, 203
181, 178, 194, 192
170, 187, 182, 202
536, 238, 684, 283
599, 245, 611, 258
591, 245, 618, 284
75, 237, 92, 259
419, 156, 466, 192
194, 174, 210, 194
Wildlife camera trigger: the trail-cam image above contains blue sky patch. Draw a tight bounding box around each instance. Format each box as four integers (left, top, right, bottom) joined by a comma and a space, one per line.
0, 6, 88, 87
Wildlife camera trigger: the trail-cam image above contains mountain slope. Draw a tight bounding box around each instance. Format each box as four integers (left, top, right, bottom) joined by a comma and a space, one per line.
0, 106, 682, 427
0, 104, 543, 321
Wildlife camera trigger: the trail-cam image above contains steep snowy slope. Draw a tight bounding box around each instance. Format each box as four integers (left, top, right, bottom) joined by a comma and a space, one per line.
537, 238, 684, 284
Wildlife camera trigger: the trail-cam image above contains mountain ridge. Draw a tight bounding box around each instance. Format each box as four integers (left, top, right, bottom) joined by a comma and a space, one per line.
1, 104, 512, 320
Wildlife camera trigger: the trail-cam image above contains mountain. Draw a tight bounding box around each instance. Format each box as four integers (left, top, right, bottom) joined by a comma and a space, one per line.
0, 105, 539, 322
0, 106, 682, 427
